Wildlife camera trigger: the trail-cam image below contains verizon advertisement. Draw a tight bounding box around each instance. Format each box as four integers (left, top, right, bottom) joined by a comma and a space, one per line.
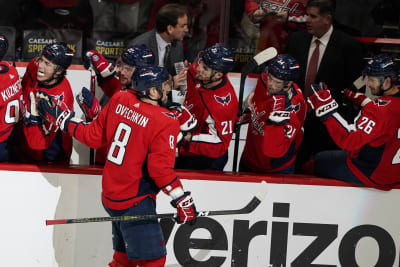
0, 169, 399, 267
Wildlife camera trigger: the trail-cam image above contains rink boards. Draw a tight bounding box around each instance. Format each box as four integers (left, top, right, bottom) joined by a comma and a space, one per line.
0, 164, 399, 267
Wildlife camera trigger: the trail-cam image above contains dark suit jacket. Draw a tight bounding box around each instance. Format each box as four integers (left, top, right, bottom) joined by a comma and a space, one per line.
128, 29, 185, 76
284, 28, 364, 115
284, 27, 364, 169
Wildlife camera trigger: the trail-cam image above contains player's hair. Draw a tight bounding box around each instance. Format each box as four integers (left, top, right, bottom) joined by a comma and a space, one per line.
306, 0, 336, 17
156, 3, 188, 33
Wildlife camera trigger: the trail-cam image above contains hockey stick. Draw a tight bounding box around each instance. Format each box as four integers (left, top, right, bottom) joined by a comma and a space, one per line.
46, 181, 268, 225
232, 47, 278, 172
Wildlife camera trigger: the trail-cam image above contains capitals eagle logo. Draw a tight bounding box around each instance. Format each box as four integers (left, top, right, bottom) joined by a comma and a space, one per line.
214, 93, 231, 106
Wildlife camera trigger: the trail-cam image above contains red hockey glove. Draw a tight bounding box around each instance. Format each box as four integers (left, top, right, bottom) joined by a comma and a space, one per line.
76, 87, 101, 121
170, 191, 197, 225
307, 82, 338, 121
344, 89, 371, 107
36, 91, 75, 132
168, 103, 198, 132
85, 50, 114, 78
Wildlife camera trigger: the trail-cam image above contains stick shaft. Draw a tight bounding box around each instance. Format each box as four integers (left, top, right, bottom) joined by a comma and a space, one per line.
46, 185, 266, 226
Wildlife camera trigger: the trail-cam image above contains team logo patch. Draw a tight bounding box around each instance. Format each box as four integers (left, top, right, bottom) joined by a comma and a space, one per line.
373, 99, 391, 106
162, 112, 176, 119
214, 93, 231, 106
93, 55, 99, 62
53, 92, 65, 107
288, 103, 301, 113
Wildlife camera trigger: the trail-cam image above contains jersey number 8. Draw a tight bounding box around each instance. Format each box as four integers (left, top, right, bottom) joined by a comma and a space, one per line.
107, 122, 132, 165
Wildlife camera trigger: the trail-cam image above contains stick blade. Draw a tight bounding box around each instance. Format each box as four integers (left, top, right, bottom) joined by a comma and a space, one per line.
253, 47, 278, 66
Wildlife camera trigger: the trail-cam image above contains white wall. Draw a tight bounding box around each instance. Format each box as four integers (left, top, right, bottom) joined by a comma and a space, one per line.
1, 168, 400, 267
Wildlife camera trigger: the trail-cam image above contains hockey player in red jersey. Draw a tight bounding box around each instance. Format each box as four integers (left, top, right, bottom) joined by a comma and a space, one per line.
0, 34, 22, 161
240, 54, 306, 174
17, 42, 74, 163
175, 43, 239, 170
309, 54, 400, 190
245, 0, 307, 52
80, 44, 155, 164
83, 44, 155, 101
37, 66, 197, 267
80, 44, 198, 164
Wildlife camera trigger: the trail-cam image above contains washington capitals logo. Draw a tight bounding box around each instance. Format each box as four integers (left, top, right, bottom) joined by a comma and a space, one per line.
288, 102, 301, 113
373, 98, 391, 106
162, 112, 176, 119
214, 93, 231, 106
53, 92, 65, 106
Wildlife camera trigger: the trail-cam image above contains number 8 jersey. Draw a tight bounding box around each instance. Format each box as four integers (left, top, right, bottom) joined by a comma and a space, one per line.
324, 92, 400, 190
66, 90, 181, 210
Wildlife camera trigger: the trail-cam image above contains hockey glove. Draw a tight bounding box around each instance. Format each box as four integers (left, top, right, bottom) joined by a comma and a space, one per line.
76, 87, 101, 121
267, 91, 291, 125
307, 82, 338, 121
170, 191, 197, 225
36, 91, 75, 132
23, 92, 42, 125
344, 90, 371, 107
168, 103, 198, 145
84, 50, 114, 78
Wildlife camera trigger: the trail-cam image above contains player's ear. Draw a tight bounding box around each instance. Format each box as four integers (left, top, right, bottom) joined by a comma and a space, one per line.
149, 87, 159, 98
214, 71, 224, 80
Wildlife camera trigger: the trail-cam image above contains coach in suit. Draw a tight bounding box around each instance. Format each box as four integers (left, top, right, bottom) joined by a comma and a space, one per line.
284, 0, 364, 173
128, 3, 188, 89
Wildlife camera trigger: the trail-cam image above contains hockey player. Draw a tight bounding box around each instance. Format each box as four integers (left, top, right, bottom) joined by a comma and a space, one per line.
175, 43, 239, 170
36, 66, 197, 266
79, 44, 155, 164
240, 54, 307, 174
309, 54, 400, 190
17, 42, 74, 163
0, 34, 22, 161
79, 45, 197, 164
83, 44, 155, 102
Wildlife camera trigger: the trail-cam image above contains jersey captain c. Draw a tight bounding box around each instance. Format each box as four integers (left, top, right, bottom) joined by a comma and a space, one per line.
180, 63, 239, 158
66, 90, 180, 210
324, 92, 400, 190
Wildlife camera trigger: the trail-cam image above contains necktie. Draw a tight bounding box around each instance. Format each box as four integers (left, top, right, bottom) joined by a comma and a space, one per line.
304, 39, 320, 97
163, 44, 171, 68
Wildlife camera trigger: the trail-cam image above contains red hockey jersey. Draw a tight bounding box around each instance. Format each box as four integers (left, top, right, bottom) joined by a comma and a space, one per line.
241, 77, 306, 172
324, 93, 400, 190
180, 63, 239, 158
99, 75, 124, 98
67, 90, 181, 210
18, 58, 74, 163
245, 0, 307, 52
0, 61, 22, 144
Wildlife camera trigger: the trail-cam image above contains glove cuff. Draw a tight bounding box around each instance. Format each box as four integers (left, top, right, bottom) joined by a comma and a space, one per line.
315, 100, 338, 121
267, 110, 291, 125
57, 110, 74, 132
170, 191, 191, 208
100, 63, 115, 78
